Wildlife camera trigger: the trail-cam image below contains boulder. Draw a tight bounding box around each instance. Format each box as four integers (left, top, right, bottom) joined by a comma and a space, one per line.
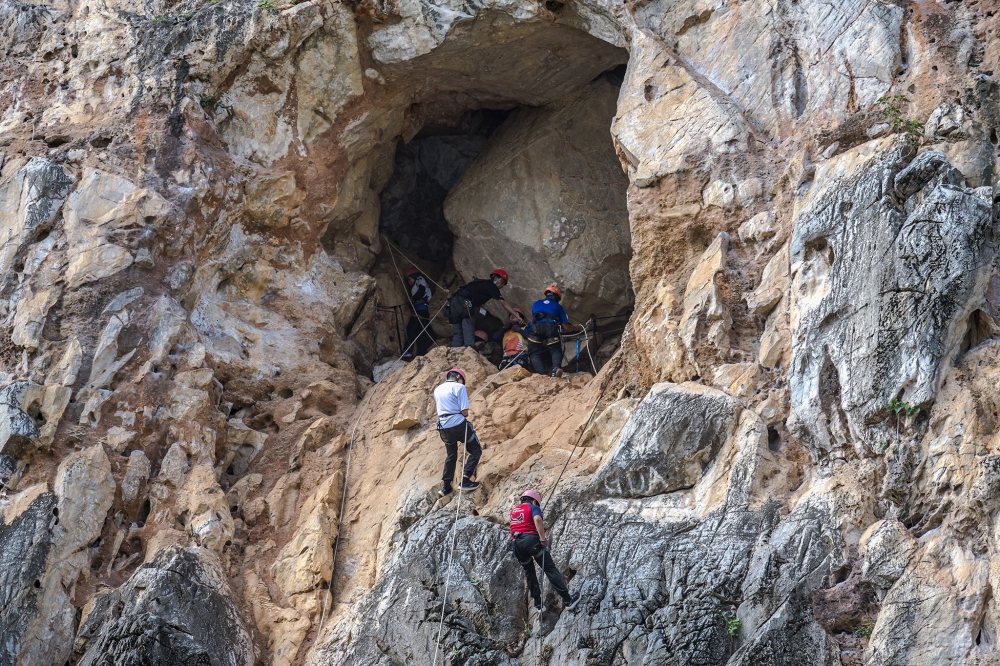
74, 546, 253, 666
592, 382, 741, 498
445, 76, 633, 322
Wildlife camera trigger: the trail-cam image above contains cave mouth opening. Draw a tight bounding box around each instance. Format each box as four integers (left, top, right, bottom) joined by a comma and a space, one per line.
378, 107, 513, 268
374, 63, 633, 368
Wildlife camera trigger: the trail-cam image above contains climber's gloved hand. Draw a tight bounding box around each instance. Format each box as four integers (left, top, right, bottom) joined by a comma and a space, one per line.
540, 538, 550, 549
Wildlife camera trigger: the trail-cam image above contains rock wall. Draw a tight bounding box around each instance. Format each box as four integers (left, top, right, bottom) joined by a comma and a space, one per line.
1, 0, 999, 664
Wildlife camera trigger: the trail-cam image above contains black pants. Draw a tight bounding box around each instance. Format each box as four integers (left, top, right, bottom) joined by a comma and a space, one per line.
528, 340, 563, 374
405, 308, 434, 356
438, 421, 482, 486
511, 534, 571, 604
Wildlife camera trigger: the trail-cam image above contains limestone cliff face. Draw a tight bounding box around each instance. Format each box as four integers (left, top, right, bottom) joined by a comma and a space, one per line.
0, 0, 999, 665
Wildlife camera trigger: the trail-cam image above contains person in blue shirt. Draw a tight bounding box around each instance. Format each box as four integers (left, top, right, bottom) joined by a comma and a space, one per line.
526, 284, 581, 377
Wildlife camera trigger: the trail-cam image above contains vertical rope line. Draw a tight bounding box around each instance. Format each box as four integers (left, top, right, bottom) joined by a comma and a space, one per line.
543, 353, 623, 512
315, 298, 450, 644
381, 233, 448, 292
431, 422, 470, 666
431, 354, 526, 663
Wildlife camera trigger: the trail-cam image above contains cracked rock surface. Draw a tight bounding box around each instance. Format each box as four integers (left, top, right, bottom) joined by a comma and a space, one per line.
1, 0, 999, 664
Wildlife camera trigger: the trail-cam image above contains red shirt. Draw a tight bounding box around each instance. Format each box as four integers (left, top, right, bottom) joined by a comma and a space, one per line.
510, 502, 541, 537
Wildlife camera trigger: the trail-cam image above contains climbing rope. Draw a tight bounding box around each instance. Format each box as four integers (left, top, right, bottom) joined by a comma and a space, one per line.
560, 324, 598, 375
381, 233, 449, 293
431, 352, 526, 666
316, 297, 450, 640
543, 353, 622, 511
432, 424, 470, 666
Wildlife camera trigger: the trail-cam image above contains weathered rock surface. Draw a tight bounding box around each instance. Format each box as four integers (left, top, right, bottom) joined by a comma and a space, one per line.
788, 140, 995, 457
0, 486, 56, 666
74, 546, 253, 666
1, 0, 999, 664
592, 381, 739, 498
312, 382, 847, 666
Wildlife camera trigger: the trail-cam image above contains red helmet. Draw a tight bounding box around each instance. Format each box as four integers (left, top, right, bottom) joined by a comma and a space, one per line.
474, 330, 488, 342
521, 489, 542, 504
405, 268, 421, 279
544, 284, 562, 301
490, 269, 509, 283
447, 367, 466, 383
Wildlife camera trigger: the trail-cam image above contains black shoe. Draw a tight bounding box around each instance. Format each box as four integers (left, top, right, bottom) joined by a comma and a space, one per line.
459, 479, 481, 491
533, 599, 543, 611
439, 484, 453, 497
565, 593, 581, 610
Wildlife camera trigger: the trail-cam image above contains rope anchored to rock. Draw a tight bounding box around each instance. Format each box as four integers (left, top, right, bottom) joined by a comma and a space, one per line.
316, 296, 451, 640
431, 352, 526, 666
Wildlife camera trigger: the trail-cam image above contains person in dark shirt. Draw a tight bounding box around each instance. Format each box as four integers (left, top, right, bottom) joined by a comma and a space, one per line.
402, 268, 435, 359
449, 269, 525, 347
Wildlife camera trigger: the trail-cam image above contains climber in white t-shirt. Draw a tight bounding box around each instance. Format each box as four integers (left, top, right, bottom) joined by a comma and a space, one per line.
432, 367, 483, 496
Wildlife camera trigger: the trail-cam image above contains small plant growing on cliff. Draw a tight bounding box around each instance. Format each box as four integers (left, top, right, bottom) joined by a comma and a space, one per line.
152, 16, 166, 21
870, 440, 890, 456
521, 618, 532, 637
177, 11, 193, 18
469, 578, 490, 603
725, 612, 741, 637
258, 0, 275, 10
888, 398, 920, 430
876, 95, 924, 149
856, 622, 875, 639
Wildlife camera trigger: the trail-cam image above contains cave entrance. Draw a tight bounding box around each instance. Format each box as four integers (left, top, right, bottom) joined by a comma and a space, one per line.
374, 59, 633, 372
379, 109, 512, 267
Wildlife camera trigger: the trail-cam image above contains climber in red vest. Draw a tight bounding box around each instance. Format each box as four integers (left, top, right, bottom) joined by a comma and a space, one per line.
508, 489, 580, 611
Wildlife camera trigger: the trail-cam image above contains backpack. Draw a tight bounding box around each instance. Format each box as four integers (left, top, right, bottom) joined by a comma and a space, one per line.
529, 313, 561, 344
